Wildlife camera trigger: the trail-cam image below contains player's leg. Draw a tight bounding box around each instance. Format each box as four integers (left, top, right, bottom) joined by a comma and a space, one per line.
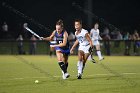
56, 50, 69, 79
63, 54, 69, 72
82, 53, 90, 73
49, 47, 53, 56
77, 50, 84, 79
62, 54, 70, 79
82, 45, 91, 73
96, 44, 104, 61
50, 46, 55, 57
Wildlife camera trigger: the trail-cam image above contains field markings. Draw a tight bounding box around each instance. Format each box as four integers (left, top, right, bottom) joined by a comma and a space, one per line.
123, 73, 136, 75
0, 72, 137, 81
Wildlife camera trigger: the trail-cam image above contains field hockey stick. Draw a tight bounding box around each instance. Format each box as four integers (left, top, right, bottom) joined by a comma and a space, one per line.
89, 47, 97, 63
25, 27, 43, 40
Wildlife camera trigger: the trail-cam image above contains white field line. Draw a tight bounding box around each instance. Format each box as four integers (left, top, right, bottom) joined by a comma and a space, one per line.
123, 73, 136, 75
0, 73, 137, 81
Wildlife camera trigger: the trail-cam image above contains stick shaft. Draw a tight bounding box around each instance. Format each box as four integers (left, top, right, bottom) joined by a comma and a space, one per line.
25, 27, 41, 39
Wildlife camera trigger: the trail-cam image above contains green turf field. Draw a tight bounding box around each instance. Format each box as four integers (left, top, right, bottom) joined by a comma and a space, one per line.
0, 55, 140, 93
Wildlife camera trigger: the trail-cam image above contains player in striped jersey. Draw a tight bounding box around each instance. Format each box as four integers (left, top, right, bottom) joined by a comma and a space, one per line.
43, 19, 70, 79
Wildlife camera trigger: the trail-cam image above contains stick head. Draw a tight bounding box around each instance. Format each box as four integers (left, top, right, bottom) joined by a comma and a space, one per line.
23, 23, 28, 28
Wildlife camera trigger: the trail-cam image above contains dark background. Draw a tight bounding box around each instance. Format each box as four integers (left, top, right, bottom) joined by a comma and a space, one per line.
0, 0, 140, 39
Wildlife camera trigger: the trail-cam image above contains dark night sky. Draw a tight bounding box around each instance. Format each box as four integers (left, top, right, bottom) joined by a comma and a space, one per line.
0, 0, 140, 38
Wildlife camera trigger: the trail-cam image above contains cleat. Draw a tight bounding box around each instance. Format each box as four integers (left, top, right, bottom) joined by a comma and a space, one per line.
64, 73, 70, 78
77, 73, 82, 79
62, 71, 70, 79
62, 75, 66, 79
61, 71, 66, 79
92, 59, 96, 63
99, 57, 104, 61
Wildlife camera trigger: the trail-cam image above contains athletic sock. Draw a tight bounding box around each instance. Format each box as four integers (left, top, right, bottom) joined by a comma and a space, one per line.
65, 62, 68, 71
82, 63, 85, 71
97, 50, 102, 59
77, 61, 83, 74
77, 61, 80, 74
80, 62, 83, 74
58, 62, 67, 73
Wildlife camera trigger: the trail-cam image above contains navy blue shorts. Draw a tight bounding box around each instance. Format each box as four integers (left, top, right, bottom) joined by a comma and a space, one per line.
55, 47, 70, 55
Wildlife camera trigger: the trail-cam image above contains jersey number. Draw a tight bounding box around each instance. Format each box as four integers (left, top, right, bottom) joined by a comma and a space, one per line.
78, 36, 83, 43
59, 41, 62, 44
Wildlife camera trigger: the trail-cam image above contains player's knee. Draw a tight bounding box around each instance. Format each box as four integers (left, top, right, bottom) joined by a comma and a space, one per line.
63, 59, 68, 63
58, 59, 63, 62
78, 56, 83, 61
83, 60, 86, 63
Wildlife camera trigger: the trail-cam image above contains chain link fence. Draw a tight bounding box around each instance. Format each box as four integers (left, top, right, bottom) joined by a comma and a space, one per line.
0, 40, 140, 56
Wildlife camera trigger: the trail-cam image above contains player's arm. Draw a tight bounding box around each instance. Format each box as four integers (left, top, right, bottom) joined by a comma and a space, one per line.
43, 31, 55, 41
70, 39, 79, 54
98, 35, 102, 40
98, 30, 102, 40
90, 30, 96, 40
86, 33, 93, 48
90, 30, 93, 38
53, 31, 68, 47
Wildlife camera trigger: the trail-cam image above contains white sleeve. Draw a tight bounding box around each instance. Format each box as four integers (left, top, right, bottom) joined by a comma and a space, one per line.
75, 31, 77, 36
83, 30, 88, 37
90, 29, 93, 34
97, 29, 99, 34
90, 29, 94, 37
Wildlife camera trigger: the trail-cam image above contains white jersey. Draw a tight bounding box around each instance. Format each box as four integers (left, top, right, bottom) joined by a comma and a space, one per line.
75, 29, 89, 46
90, 28, 100, 41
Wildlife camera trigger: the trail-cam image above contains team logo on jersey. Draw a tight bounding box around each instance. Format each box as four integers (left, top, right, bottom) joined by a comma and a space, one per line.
77, 36, 83, 43
56, 38, 63, 41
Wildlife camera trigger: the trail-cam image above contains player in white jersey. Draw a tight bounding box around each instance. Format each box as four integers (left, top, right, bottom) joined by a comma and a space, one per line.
70, 19, 93, 79
90, 23, 104, 61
